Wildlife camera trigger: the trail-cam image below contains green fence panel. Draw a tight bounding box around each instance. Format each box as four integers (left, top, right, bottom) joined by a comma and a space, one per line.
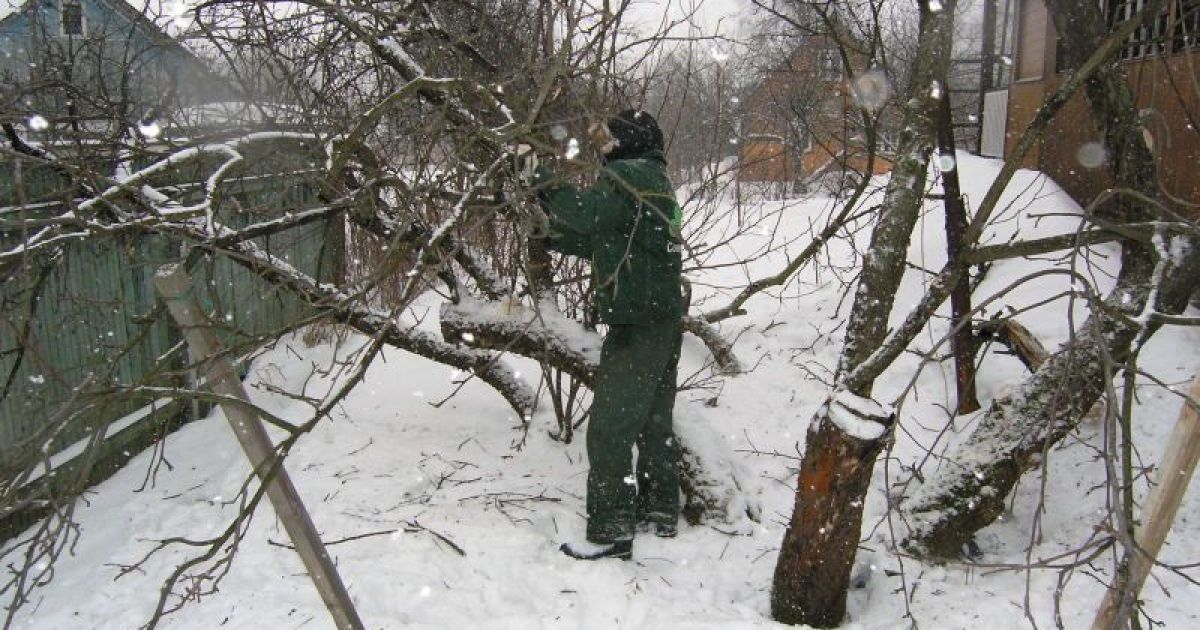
1, 161, 331, 489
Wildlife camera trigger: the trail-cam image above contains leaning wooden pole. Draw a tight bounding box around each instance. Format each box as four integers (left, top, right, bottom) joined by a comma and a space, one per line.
1093, 372, 1200, 629
154, 263, 365, 630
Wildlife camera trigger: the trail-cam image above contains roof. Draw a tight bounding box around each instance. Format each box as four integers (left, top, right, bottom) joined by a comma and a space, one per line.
96, 0, 197, 57
0, 0, 22, 23
0, 0, 236, 102
1, 0, 190, 56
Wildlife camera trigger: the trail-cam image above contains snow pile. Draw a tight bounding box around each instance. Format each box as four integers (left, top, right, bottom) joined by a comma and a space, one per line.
674, 405, 763, 531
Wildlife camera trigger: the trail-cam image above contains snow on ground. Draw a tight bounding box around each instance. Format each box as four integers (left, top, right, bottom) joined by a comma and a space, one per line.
10, 153, 1200, 629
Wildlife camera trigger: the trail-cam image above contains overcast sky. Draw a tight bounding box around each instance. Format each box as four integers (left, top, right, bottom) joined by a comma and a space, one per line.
625, 0, 753, 39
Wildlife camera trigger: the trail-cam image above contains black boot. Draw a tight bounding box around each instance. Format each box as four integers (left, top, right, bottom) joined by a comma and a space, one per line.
560, 539, 633, 560
652, 522, 677, 538
637, 517, 678, 538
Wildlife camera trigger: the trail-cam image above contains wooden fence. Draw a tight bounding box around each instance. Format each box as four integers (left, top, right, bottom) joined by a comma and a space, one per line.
0, 145, 335, 537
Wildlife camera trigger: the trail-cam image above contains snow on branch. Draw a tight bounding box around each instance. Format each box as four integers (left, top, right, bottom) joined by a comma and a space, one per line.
825, 389, 893, 441
1, 132, 324, 270
442, 297, 745, 381
320, 5, 488, 137
440, 296, 601, 384
168, 222, 537, 417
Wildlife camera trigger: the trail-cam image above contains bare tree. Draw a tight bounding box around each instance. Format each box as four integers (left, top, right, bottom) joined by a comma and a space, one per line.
4, 1, 1197, 628
766, 1, 957, 625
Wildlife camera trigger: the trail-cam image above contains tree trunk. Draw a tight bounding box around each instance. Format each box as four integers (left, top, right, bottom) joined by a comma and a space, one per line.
933, 53, 980, 415
770, 2, 956, 625
771, 395, 893, 626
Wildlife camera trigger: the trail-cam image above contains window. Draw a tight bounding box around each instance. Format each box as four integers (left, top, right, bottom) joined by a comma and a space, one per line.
1106, 0, 1169, 60
62, 1, 84, 36
1015, 0, 1047, 80
816, 49, 841, 81
1172, 0, 1199, 51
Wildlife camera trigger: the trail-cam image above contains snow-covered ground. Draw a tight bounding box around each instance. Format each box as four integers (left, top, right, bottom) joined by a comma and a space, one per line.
11, 153, 1200, 629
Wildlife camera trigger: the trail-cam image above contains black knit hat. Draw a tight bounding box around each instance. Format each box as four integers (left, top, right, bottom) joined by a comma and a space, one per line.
604, 109, 663, 161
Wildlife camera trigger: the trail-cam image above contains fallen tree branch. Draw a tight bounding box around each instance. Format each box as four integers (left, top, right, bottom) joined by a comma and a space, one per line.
682, 316, 743, 374
442, 298, 744, 379
438, 297, 760, 526
439, 297, 600, 384
976, 318, 1051, 372
902, 234, 1200, 558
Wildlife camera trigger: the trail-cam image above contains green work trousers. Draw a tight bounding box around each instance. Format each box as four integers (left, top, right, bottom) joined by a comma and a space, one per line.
586, 321, 683, 543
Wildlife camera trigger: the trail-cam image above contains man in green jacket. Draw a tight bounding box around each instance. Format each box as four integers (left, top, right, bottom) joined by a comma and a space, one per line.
532, 110, 684, 561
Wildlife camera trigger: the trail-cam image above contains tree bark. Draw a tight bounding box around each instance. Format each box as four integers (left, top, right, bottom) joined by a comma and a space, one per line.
771, 394, 893, 626
770, 2, 956, 626
933, 55, 980, 414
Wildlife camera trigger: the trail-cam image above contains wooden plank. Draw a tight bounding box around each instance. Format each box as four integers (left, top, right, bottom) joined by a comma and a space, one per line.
1093, 372, 1200, 629
154, 263, 364, 630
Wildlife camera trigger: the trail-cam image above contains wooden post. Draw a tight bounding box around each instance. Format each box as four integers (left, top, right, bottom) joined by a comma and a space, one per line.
1093, 373, 1200, 629
154, 263, 364, 630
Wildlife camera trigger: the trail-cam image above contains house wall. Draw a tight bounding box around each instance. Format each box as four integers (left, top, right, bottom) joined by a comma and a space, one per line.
1036, 51, 1200, 211
1004, 0, 1200, 216
0, 0, 230, 115
738, 37, 892, 184
799, 139, 894, 179
740, 139, 795, 182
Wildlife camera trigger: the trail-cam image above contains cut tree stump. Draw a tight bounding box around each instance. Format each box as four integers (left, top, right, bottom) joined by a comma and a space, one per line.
771, 392, 893, 626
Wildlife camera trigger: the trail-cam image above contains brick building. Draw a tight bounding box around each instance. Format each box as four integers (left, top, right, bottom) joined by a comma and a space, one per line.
979, 0, 1199, 214
738, 36, 892, 188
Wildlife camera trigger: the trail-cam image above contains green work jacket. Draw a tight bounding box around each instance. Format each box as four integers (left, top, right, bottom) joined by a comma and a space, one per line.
535, 150, 684, 325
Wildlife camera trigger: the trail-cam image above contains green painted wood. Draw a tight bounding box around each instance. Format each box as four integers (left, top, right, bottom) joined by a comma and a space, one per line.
1, 155, 331, 495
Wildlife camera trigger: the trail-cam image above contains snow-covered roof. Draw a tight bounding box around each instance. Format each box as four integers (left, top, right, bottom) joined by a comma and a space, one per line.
0, 0, 23, 23
1, 1, 191, 46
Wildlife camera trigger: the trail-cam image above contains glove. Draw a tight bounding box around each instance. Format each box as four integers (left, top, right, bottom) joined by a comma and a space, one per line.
515, 143, 539, 186
522, 206, 551, 239
588, 122, 616, 154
